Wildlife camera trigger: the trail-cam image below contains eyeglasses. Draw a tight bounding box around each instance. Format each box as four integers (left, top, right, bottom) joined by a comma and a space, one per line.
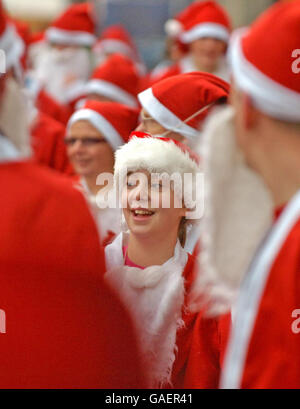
64, 137, 106, 147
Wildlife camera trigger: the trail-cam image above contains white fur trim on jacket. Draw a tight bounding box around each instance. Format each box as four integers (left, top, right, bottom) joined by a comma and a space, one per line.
84, 79, 138, 107
138, 88, 200, 140
46, 27, 96, 47
105, 232, 188, 388
67, 108, 124, 151
114, 135, 200, 211
180, 23, 230, 44
221, 189, 300, 388
189, 106, 273, 315
229, 29, 300, 122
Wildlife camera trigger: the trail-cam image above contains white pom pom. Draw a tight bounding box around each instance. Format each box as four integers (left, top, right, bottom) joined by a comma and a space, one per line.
164, 19, 183, 37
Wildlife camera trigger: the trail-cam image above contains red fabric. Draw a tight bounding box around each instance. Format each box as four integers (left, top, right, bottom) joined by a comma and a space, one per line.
31, 111, 73, 175
9, 16, 31, 47
0, 161, 144, 388
102, 230, 117, 247
240, 218, 300, 388
36, 89, 72, 125
49, 2, 95, 36
171, 254, 231, 388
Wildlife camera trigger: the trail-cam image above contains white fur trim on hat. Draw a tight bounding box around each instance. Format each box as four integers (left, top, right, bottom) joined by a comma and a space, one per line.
67, 109, 124, 150
114, 135, 200, 211
138, 88, 199, 140
46, 27, 96, 47
0, 23, 25, 73
229, 29, 300, 122
180, 23, 229, 44
85, 79, 138, 107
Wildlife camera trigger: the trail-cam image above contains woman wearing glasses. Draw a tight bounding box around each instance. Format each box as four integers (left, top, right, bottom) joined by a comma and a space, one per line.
65, 100, 139, 245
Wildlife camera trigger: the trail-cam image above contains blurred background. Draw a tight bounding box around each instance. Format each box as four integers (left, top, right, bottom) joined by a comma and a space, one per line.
3, 0, 278, 68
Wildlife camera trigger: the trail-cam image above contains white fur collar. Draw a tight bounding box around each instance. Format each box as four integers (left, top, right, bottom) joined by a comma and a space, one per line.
189, 106, 273, 315
105, 232, 188, 387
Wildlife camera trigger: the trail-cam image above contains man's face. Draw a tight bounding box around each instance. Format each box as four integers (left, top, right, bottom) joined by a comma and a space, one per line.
190, 37, 226, 71
135, 109, 185, 142
66, 120, 114, 178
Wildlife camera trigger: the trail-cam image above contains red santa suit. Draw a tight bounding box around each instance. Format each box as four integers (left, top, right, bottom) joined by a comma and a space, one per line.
105, 232, 230, 388
0, 134, 144, 388
31, 109, 73, 175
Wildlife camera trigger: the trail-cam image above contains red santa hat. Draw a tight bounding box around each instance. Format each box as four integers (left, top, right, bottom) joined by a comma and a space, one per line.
84, 54, 139, 108
114, 131, 200, 211
67, 100, 139, 151
0, 0, 25, 75
93, 24, 139, 61
138, 71, 230, 141
229, 0, 300, 123
165, 1, 231, 45
45, 2, 96, 47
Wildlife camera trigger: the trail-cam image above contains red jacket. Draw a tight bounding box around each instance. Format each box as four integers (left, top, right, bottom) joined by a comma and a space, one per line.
31, 111, 73, 175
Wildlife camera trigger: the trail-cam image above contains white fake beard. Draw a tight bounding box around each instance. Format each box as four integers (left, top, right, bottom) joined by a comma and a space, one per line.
0, 77, 31, 156
33, 47, 92, 104
189, 106, 274, 316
